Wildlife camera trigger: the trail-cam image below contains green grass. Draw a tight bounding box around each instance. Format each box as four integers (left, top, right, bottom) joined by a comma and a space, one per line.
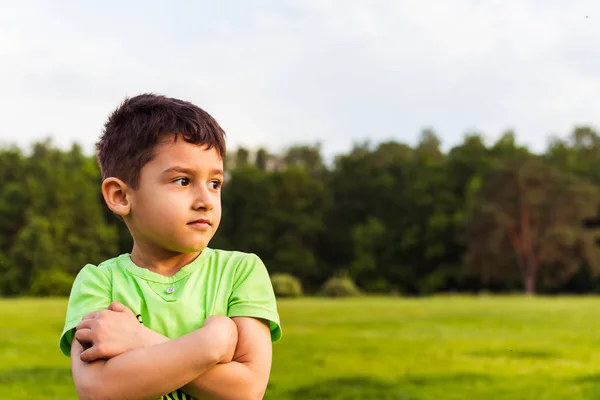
3, 296, 600, 399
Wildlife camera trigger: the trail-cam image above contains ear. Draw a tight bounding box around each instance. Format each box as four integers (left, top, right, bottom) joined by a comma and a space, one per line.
101, 177, 131, 216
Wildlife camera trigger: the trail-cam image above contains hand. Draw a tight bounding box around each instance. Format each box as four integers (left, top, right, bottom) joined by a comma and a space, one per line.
75, 302, 143, 362
202, 316, 238, 364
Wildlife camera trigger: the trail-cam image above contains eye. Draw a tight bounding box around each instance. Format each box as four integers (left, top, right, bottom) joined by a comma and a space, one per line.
209, 180, 222, 190
173, 177, 190, 186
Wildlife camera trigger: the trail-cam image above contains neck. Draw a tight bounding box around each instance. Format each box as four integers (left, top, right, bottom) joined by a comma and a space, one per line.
130, 242, 202, 277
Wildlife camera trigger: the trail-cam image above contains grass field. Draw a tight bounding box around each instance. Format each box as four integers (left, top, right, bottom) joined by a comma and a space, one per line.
3, 296, 600, 399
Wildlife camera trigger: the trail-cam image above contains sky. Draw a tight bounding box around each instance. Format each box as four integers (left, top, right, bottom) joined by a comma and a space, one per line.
0, 0, 598, 159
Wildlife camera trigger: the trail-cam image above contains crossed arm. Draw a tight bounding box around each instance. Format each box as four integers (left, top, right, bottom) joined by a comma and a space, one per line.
70, 302, 273, 400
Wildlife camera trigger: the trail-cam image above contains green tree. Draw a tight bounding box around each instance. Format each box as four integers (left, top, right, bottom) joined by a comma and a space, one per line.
235, 147, 250, 168
0, 140, 118, 295
350, 217, 386, 290
255, 148, 268, 171
214, 164, 330, 287
283, 143, 326, 178
465, 154, 600, 294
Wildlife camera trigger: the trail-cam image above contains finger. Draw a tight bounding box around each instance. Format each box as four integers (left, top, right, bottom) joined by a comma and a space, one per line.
108, 301, 128, 313
76, 319, 94, 331
81, 311, 99, 320
74, 328, 94, 344
71, 337, 84, 353
109, 302, 135, 317
76, 318, 94, 330
80, 346, 102, 363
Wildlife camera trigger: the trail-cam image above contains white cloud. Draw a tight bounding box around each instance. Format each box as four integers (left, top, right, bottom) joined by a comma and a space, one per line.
0, 0, 598, 158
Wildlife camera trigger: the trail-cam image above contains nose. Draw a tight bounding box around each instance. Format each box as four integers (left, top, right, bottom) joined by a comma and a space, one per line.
191, 185, 214, 211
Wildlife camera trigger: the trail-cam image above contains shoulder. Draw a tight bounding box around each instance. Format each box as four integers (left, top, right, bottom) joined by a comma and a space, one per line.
207, 248, 262, 263
215, 249, 282, 341
206, 248, 265, 272
206, 248, 270, 286
59, 256, 127, 356
206, 248, 272, 291
72, 254, 128, 286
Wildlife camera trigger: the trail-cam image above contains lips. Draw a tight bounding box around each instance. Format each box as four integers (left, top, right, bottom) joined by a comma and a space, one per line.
187, 219, 211, 229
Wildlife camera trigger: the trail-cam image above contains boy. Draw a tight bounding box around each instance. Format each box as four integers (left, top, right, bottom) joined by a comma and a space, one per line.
58, 93, 282, 400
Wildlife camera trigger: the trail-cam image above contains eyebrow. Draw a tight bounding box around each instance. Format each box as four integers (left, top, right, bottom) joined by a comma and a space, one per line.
162, 166, 224, 177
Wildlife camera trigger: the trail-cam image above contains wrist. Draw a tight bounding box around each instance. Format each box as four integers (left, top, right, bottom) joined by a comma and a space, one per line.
138, 326, 169, 348
190, 327, 224, 366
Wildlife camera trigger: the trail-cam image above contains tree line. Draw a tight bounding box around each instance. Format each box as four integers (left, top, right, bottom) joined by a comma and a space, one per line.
2, 126, 600, 297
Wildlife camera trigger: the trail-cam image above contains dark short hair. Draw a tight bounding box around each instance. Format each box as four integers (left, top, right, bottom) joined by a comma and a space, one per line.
96, 93, 226, 189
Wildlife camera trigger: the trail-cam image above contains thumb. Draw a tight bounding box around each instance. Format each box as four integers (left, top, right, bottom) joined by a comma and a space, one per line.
80, 346, 100, 363
108, 301, 128, 313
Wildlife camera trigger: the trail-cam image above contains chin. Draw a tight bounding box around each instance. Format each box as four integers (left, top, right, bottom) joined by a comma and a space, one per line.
166, 234, 213, 253
176, 242, 209, 253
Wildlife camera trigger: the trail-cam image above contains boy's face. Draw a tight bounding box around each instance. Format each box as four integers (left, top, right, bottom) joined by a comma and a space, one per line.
126, 137, 223, 254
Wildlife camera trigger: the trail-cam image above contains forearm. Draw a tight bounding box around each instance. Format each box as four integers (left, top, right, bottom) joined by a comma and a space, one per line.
183, 362, 262, 400
72, 328, 221, 400
139, 327, 264, 400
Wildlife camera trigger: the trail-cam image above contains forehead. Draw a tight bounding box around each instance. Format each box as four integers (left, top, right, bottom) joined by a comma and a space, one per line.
149, 137, 223, 169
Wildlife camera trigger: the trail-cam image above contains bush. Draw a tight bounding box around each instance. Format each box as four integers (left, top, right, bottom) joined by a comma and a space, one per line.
271, 273, 303, 298
321, 275, 361, 297
363, 278, 393, 294
29, 268, 74, 296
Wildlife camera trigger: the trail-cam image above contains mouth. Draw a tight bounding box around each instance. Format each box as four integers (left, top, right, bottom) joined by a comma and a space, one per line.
187, 219, 211, 229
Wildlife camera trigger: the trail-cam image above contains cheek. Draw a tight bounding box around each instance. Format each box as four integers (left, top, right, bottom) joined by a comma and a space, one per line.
136, 192, 188, 225
214, 194, 222, 213
212, 196, 222, 222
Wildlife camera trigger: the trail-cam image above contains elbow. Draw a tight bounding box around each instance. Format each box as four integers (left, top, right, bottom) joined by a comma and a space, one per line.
252, 391, 266, 400
74, 379, 106, 400
248, 383, 267, 400
229, 381, 265, 400
74, 381, 94, 400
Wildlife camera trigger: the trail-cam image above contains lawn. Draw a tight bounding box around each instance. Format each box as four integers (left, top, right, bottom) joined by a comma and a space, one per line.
3, 295, 600, 399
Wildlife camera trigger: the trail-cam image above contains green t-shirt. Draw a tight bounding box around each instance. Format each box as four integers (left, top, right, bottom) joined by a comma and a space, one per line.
59, 247, 281, 400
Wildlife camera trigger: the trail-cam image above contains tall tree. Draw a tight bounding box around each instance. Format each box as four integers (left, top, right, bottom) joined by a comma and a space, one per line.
0, 140, 118, 295
465, 154, 600, 294
255, 148, 268, 171
235, 147, 250, 168
214, 164, 330, 287
283, 143, 327, 178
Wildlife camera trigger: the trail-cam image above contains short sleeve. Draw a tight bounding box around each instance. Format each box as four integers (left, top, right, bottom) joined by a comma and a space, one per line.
228, 254, 282, 342
58, 264, 112, 356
